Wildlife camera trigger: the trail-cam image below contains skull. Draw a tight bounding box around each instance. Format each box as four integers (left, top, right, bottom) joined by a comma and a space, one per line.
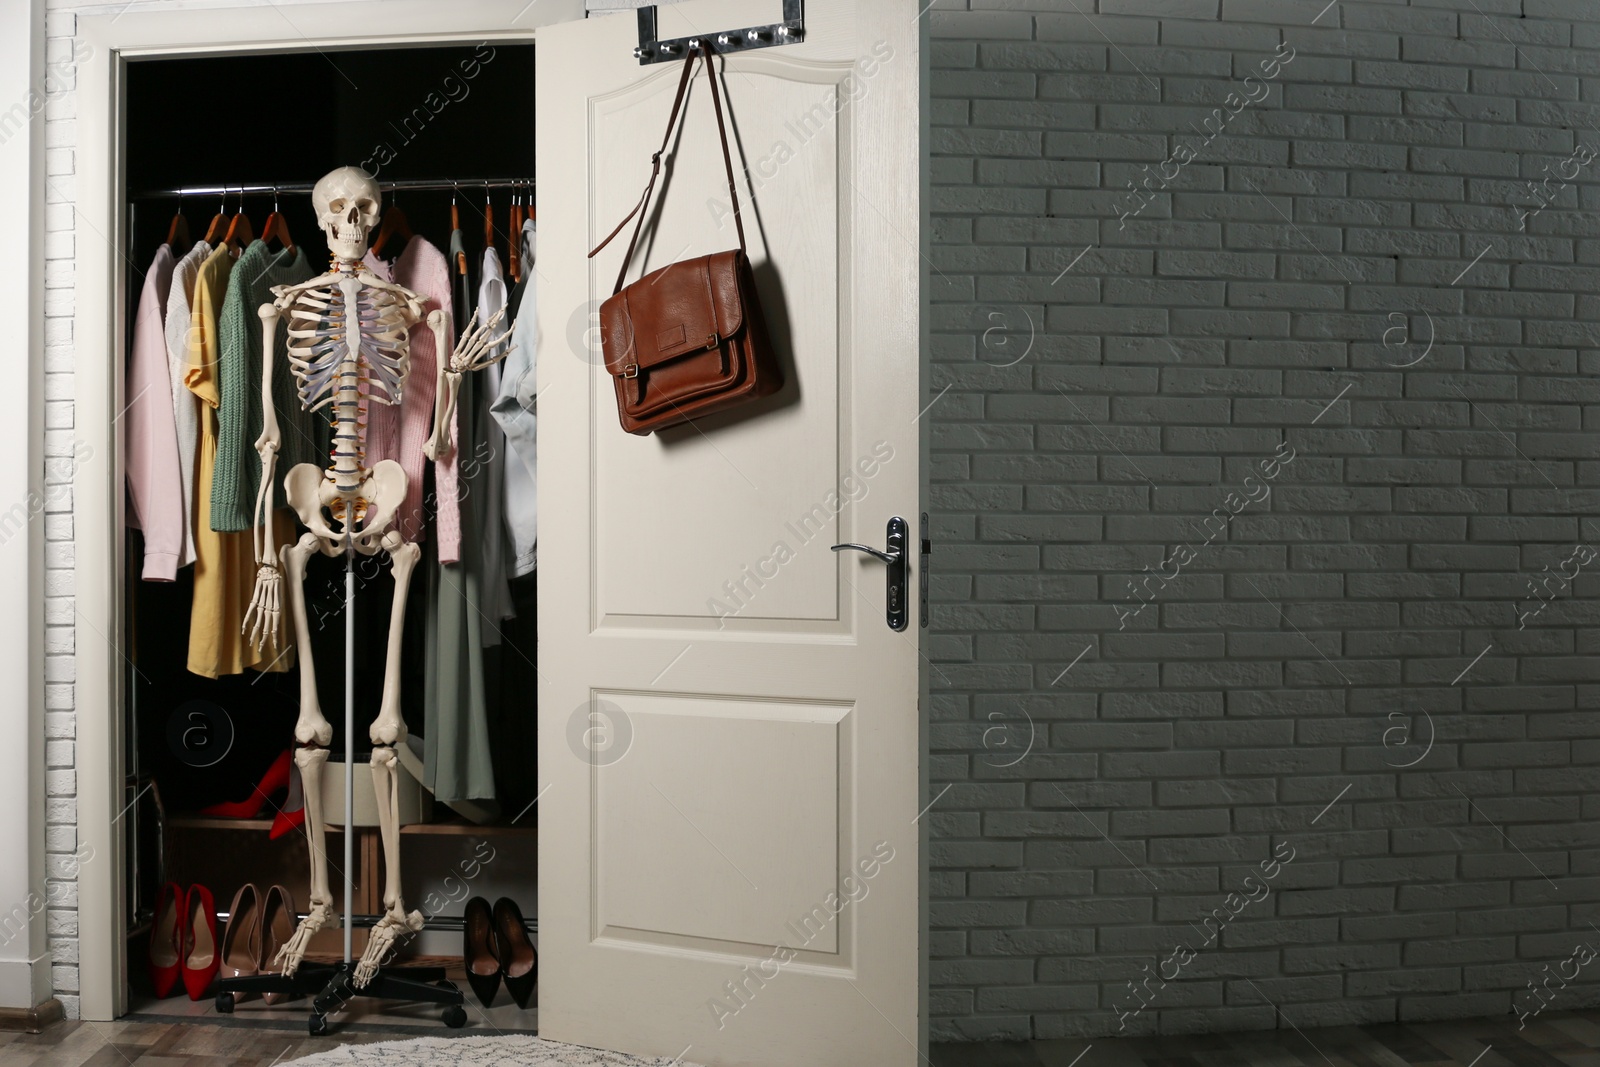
312, 166, 382, 262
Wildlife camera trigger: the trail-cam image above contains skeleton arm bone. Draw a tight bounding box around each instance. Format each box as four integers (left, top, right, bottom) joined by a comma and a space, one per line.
423, 305, 511, 462
421, 310, 455, 462
242, 302, 285, 651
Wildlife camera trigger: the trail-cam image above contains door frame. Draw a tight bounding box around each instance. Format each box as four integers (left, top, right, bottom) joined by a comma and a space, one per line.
71, 0, 583, 1021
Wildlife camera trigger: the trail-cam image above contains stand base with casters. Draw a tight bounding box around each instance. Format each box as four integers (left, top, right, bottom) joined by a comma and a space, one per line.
214, 963, 341, 1014
213, 962, 465, 1031
306, 962, 466, 1033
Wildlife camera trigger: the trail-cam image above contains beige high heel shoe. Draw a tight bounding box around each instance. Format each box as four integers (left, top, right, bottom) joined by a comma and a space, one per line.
218, 884, 261, 1000
258, 884, 299, 1005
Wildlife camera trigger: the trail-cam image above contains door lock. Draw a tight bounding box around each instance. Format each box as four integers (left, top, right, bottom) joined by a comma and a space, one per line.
832, 516, 909, 632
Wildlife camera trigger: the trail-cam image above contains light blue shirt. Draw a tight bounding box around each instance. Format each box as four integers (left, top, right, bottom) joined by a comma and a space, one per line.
492, 220, 538, 578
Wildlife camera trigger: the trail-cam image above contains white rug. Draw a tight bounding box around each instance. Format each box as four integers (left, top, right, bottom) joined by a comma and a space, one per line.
289, 1035, 702, 1066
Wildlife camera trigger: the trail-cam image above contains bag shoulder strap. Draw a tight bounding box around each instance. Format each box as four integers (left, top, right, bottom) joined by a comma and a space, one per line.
588, 46, 746, 295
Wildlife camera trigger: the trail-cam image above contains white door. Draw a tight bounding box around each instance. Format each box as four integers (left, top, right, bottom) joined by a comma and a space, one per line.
536, 2, 925, 1064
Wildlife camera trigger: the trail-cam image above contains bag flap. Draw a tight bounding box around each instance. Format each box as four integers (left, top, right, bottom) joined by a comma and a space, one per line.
600, 250, 746, 377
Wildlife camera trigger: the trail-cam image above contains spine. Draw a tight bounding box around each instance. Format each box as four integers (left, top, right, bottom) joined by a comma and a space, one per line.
328, 282, 369, 519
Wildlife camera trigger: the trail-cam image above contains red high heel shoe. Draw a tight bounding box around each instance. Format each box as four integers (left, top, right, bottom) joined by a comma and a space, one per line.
200, 750, 292, 819
268, 807, 305, 840
269, 755, 305, 840
181, 884, 220, 1001
147, 882, 183, 998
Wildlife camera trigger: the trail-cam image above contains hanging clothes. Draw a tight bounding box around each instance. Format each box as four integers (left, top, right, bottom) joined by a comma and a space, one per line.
476, 246, 515, 639
358, 252, 405, 494
492, 219, 537, 578
164, 238, 213, 570
125, 243, 182, 580
424, 369, 498, 808
398, 237, 462, 550
209, 241, 321, 531
184, 244, 295, 679
422, 224, 498, 809
443, 227, 476, 565
364, 238, 461, 549
506, 218, 535, 322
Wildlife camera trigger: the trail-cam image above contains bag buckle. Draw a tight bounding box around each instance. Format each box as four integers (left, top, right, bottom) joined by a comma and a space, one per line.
622, 363, 639, 379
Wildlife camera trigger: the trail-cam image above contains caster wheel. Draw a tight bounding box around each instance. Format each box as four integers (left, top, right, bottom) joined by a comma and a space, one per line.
309, 1014, 329, 1036
443, 1005, 467, 1029
214, 991, 234, 1014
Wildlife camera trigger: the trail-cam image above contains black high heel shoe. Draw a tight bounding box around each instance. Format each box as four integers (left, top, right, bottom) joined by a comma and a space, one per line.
463, 896, 501, 1008
494, 897, 537, 1009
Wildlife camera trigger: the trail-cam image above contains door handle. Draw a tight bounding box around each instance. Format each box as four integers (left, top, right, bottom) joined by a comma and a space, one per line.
832, 516, 909, 632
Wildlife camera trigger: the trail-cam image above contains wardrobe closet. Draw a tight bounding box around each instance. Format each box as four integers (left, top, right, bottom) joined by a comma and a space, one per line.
120, 43, 542, 1021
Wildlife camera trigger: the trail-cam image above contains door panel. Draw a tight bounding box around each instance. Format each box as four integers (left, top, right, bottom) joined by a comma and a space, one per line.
537, 3, 924, 1064
594, 693, 846, 953
591, 59, 844, 627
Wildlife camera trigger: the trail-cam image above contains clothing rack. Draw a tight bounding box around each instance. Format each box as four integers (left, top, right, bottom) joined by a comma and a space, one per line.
129, 178, 533, 200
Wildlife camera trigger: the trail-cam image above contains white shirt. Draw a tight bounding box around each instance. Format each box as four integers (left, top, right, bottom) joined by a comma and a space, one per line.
492, 219, 538, 578
162, 238, 213, 569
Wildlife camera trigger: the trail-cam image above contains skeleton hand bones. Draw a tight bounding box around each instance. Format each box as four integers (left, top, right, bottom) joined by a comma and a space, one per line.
422, 305, 512, 462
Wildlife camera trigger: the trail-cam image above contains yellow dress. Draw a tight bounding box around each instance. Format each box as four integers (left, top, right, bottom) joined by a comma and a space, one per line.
184, 244, 297, 678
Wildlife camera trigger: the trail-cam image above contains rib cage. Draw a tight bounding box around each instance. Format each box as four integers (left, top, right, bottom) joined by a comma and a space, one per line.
284, 283, 411, 414
280, 277, 417, 524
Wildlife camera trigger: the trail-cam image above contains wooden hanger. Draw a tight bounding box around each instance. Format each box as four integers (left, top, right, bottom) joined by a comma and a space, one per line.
223, 196, 254, 253
166, 196, 190, 249
371, 197, 412, 259
452, 184, 468, 276
482, 182, 496, 262
508, 184, 524, 283
257, 185, 294, 254
202, 188, 229, 245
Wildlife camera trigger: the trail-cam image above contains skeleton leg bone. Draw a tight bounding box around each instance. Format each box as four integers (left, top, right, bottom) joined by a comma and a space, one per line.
276, 747, 334, 978
353, 533, 423, 988
275, 533, 335, 976
354, 748, 423, 987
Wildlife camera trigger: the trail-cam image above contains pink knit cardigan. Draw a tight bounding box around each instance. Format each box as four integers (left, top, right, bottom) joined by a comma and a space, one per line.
364, 239, 461, 560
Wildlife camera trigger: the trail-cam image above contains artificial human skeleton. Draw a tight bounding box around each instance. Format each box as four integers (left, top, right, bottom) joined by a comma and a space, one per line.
240, 167, 509, 987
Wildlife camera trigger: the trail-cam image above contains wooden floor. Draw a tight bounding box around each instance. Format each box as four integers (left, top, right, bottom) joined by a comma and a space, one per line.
1, 1007, 1597, 1065
0, 976, 536, 1066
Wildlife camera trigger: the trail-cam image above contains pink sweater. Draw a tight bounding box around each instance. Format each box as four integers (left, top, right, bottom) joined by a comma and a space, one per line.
125, 244, 182, 580
364, 239, 461, 559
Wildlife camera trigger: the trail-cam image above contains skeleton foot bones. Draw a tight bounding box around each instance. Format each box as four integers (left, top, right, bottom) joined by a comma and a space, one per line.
353, 908, 425, 988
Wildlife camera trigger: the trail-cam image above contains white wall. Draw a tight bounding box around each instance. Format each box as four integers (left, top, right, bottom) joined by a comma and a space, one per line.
0, 0, 52, 1017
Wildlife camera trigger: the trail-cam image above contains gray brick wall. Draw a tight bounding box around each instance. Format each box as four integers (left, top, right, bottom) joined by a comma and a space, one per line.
929, 0, 1600, 1041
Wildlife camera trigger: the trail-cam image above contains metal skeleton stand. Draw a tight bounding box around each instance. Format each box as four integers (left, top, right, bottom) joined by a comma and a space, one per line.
214, 553, 467, 1034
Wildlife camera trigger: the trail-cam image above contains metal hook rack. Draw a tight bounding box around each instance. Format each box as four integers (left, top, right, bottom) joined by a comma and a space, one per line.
633, 0, 803, 65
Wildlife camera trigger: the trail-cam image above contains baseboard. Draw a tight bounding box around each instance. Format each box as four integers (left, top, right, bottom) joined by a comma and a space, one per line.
0, 998, 63, 1033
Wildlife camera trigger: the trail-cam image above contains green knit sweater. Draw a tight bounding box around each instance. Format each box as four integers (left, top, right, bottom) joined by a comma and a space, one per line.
209, 241, 327, 532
